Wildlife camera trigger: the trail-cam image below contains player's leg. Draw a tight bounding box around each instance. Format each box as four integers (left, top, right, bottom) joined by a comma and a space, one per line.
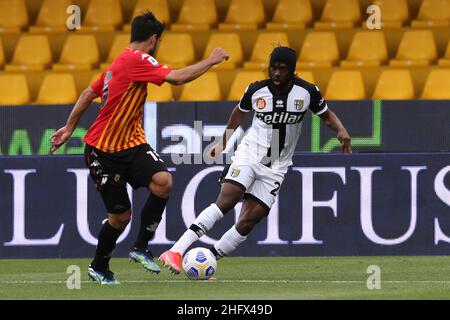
85, 145, 131, 284
211, 197, 268, 259
128, 145, 171, 273
160, 164, 254, 274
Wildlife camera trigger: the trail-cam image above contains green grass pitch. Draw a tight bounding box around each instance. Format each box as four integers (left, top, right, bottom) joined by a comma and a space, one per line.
1, 256, 450, 300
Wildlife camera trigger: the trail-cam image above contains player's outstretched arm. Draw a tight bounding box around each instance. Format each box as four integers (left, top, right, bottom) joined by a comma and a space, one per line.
319, 109, 352, 154
208, 105, 247, 159
50, 87, 99, 154
164, 48, 229, 85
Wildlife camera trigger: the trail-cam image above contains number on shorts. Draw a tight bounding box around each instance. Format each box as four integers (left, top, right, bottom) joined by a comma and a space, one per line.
270, 182, 281, 196
147, 150, 163, 162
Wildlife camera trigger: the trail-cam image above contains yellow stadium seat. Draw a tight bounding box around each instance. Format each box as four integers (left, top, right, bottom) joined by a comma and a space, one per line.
227, 71, 266, 100
83, 0, 123, 32
369, 0, 409, 29
390, 31, 437, 67
315, 0, 361, 29
341, 31, 388, 68
244, 32, 290, 70
372, 70, 415, 100
0, 74, 30, 105
53, 35, 100, 71
325, 71, 366, 100
219, 0, 265, 31
266, 0, 313, 30
36, 74, 78, 104
0, 0, 28, 33
101, 34, 130, 70
171, 0, 218, 31
203, 33, 243, 70
155, 33, 195, 68
296, 70, 315, 83
147, 82, 174, 102
124, 0, 170, 32
0, 38, 4, 69
412, 0, 450, 28
30, 0, 73, 33
179, 72, 221, 101
421, 69, 450, 99
5, 35, 52, 71
438, 41, 450, 66
298, 32, 339, 69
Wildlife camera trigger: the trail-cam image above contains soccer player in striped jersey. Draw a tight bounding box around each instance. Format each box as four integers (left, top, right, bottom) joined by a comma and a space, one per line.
159, 47, 351, 276
50, 11, 228, 284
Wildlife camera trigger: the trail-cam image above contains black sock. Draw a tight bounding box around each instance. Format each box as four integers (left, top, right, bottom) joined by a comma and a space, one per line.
91, 222, 123, 270
133, 193, 168, 251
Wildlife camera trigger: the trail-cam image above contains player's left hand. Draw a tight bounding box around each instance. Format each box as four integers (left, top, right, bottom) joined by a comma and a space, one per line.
50, 126, 72, 154
337, 130, 352, 154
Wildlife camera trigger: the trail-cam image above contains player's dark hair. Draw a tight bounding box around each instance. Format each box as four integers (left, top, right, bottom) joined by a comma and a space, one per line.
131, 11, 165, 43
269, 46, 297, 76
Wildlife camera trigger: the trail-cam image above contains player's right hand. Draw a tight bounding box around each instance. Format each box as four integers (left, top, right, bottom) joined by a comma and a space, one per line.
209, 48, 229, 65
50, 126, 72, 154
207, 142, 224, 159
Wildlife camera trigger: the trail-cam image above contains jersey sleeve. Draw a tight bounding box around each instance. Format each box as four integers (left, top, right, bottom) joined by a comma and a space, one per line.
309, 85, 328, 115
127, 53, 173, 86
90, 73, 104, 96
238, 85, 254, 112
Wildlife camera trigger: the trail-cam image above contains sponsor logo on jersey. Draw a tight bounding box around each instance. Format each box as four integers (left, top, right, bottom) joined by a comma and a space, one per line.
256, 111, 306, 125
231, 168, 241, 178
256, 98, 266, 110
294, 100, 304, 110
275, 100, 284, 108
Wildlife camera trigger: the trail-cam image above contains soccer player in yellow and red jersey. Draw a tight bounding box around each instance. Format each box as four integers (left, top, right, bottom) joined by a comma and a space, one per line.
50, 11, 228, 284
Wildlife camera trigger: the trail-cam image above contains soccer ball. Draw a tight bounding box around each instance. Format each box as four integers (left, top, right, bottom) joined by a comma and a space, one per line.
182, 247, 217, 280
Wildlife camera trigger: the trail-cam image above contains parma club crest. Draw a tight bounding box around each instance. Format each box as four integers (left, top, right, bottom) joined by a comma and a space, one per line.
231, 168, 241, 178
294, 100, 304, 110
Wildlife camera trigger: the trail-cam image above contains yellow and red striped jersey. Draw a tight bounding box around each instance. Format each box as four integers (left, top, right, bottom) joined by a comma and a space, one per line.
84, 48, 172, 152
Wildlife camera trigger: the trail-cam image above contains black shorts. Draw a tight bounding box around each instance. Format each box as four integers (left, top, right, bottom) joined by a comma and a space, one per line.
84, 143, 168, 214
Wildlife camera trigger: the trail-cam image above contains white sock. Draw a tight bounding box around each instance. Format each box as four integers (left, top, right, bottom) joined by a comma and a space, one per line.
171, 203, 223, 255
213, 225, 247, 259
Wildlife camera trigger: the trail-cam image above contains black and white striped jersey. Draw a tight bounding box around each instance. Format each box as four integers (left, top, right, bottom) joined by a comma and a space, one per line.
234, 77, 328, 173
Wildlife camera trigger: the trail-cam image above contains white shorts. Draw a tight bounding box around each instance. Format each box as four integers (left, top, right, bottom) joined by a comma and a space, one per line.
221, 162, 285, 212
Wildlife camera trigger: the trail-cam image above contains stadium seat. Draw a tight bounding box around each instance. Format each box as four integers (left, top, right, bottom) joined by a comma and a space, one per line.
438, 41, 450, 66
421, 69, 450, 99
0, 38, 4, 69
36, 74, 78, 104
244, 32, 290, 70
372, 70, 415, 100
390, 31, 437, 67
83, 0, 123, 32
325, 71, 366, 100
296, 70, 315, 83
203, 33, 243, 70
30, 0, 73, 33
0, 74, 30, 105
0, 0, 28, 33
298, 32, 339, 68
179, 72, 221, 101
341, 31, 388, 68
155, 33, 195, 68
5, 35, 52, 71
124, 0, 170, 32
315, 0, 361, 29
227, 71, 266, 100
369, 0, 409, 28
100, 34, 130, 70
147, 82, 174, 102
53, 35, 100, 71
219, 0, 265, 31
171, 0, 218, 31
412, 0, 450, 28
266, 0, 313, 30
